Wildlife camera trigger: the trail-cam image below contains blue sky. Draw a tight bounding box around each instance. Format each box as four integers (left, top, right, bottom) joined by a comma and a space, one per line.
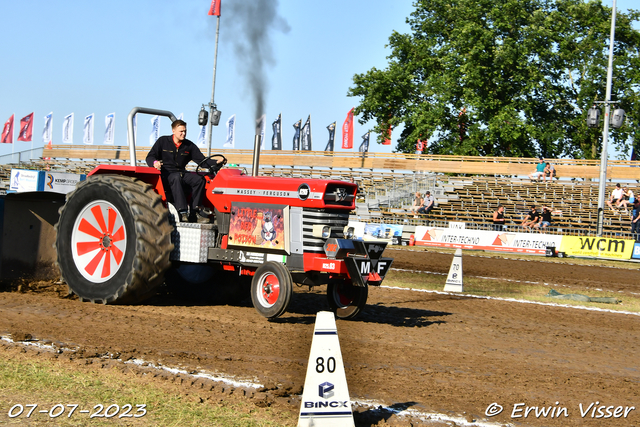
0, 0, 637, 158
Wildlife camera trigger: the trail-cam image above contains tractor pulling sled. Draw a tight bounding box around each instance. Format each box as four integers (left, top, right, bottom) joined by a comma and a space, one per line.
54, 108, 393, 319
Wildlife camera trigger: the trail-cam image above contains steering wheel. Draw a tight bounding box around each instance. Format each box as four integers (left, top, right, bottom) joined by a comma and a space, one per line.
195, 154, 227, 176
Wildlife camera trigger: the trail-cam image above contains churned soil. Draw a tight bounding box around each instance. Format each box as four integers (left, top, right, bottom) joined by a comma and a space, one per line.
0, 248, 638, 426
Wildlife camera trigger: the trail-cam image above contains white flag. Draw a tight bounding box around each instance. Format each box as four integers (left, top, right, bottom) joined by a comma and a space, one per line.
197, 125, 207, 147
224, 114, 236, 148
83, 113, 94, 145
150, 115, 159, 145
104, 113, 115, 145
177, 112, 184, 121
42, 112, 53, 144
62, 113, 74, 144
256, 114, 266, 149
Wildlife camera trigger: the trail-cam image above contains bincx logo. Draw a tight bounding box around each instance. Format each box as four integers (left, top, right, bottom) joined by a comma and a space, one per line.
318, 382, 335, 399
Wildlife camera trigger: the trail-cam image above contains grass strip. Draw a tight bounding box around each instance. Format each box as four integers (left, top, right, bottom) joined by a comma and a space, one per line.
0, 355, 293, 426
384, 269, 640, 313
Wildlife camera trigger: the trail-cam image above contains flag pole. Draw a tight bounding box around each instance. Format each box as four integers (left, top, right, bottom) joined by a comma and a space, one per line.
207, 13, 221, 157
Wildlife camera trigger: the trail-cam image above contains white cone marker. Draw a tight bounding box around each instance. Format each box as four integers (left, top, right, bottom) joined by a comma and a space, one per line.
443, 248, 464, 292
297, 311, 355, 427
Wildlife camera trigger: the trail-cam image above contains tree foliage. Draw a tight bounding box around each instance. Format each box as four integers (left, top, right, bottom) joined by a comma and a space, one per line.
348, 0, 640, 159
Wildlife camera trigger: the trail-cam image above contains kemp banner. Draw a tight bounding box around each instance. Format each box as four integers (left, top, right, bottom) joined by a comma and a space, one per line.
44, 172, 86, 194
559, 236, 634, 260
414, 226, 563, 254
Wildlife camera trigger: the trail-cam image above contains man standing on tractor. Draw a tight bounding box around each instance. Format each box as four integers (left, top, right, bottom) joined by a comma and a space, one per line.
146, 119, 217, 223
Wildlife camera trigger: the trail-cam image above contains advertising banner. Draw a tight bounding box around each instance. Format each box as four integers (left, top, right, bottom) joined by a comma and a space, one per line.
363, 223, 403, 244
43, 172, 85, 194
632, 243, 640, 260
9, 169, 42, 192
559, 235, 635, 260
227, 203, 288, 254
414, 226, 563, 254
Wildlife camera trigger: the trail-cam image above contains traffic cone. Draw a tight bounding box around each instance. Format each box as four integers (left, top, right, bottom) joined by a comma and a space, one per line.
443, 249, 463, 292
298, 311, 354, 427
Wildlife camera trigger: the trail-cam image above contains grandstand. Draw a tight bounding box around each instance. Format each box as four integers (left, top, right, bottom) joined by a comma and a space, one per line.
2, 145, 639, 238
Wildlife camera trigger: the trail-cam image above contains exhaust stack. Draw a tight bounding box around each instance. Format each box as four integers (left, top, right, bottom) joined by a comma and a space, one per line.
251, 135, 262, 177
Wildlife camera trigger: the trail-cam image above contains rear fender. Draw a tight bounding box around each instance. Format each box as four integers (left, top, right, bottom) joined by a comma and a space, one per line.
88, 165, 168, 202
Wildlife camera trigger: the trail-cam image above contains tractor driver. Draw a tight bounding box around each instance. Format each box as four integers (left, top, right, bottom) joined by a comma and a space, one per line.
146, 119, 218, 223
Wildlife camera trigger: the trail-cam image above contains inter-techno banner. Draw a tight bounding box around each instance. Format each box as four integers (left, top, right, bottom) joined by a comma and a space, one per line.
414, 226, 563, 255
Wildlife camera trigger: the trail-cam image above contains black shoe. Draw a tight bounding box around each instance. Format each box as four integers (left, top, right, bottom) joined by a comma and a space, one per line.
195, 206, 212, 224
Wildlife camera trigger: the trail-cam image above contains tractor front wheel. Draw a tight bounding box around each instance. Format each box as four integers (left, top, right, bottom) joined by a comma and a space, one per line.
327, 280, 368, 320
250, 262, 293, 318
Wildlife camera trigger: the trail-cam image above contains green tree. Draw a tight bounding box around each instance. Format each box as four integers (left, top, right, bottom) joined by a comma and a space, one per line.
348, 0, 640, 159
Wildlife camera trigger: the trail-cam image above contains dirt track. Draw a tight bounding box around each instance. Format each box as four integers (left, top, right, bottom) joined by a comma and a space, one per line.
0, 248, 639, 426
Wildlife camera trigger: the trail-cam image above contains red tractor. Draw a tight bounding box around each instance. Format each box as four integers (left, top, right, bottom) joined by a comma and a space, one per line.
54, 108, 393, 319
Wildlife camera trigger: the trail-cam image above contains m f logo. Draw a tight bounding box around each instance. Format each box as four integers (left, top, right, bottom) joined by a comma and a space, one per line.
319, 382, 334, 399
335, 187, 347, 201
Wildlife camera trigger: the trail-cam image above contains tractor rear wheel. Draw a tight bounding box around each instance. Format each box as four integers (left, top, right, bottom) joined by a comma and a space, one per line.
327, 280, 368, 319
55, 174, 173, 304
250, 262, 293, 318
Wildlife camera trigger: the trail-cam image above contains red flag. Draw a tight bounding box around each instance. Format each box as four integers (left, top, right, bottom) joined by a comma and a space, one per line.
382, 125, 392, 145
1, 114, 14, 144
17, 112, 34, 142
341, 108, 354, 149
208, 0, 221, 16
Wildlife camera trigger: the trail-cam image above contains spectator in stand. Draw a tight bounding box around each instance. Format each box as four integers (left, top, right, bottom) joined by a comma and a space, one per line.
606, 183, 624, 211
543, 162, 556, 182
631, 198, 640, 241
492, 205, 506, 231
411, 191, 424, 217
529, 157, 546, 181
521, 205, 540, 230
417, 191, 434, 216
534, 206, 553, 230
618, 187, 635, 213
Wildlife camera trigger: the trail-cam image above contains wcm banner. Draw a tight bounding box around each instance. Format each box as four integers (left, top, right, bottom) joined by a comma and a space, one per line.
560, 235, 635, 260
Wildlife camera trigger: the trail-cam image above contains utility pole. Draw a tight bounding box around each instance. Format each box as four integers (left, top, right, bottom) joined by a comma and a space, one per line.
596, 0, 617, 236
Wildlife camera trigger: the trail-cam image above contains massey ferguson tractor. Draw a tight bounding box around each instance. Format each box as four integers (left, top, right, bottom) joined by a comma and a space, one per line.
54, 108, 393, 319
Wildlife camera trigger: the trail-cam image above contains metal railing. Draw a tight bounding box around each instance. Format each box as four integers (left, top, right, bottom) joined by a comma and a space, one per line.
0, 148, 44, 165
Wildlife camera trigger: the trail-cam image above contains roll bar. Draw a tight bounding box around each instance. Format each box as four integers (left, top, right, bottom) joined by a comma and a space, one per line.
127, 107, 177, 167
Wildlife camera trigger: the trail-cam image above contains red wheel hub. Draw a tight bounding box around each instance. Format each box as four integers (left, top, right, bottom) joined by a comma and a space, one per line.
261, 273, 280, 306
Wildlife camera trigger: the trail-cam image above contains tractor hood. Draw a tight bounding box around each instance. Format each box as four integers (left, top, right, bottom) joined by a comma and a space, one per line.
210, 169, 357, 212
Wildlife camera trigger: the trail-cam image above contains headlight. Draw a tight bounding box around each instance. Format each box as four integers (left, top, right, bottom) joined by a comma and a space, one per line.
344, 226, 355, 239
312, 224, 332, 239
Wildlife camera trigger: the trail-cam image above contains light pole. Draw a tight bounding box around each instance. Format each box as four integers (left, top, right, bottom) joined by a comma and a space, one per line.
206, 9, 221, 157
595, 0, 618, 237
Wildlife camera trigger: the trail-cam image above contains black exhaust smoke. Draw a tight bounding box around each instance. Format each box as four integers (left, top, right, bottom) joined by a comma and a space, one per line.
221, 1, 290, 123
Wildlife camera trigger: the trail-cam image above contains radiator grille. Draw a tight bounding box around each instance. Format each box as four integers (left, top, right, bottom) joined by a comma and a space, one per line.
302, 209, 350, 253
